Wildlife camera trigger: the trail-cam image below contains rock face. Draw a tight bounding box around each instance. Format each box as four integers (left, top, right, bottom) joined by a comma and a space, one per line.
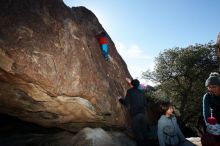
72, 128, 136, 146
186, 137, 201, 146
0, 126, 136, 146
0, 0, 131, 131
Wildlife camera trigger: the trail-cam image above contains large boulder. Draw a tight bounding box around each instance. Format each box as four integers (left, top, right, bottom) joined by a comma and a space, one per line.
0, 0, 131, 131
72, 128, 136, 146
186, 137, 201, 146
0, 126, 136, 146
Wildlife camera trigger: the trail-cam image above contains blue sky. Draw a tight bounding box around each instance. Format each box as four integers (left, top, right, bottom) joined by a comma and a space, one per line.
63, 0, 220, 85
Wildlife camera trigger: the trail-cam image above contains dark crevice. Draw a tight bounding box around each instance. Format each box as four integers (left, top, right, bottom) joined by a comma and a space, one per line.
0, 113, 63, 134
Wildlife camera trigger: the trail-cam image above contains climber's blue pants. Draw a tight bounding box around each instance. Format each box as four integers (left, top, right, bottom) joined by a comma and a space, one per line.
101, 44, 109, 60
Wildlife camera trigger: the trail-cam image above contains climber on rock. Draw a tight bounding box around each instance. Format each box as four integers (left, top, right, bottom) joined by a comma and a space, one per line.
95, 31, 110, 61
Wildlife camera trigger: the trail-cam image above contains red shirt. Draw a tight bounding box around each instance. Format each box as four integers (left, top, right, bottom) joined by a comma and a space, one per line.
98, 36, 107, 44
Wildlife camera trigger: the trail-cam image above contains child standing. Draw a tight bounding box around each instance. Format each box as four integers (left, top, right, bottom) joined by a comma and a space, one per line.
157, 101, 194, 146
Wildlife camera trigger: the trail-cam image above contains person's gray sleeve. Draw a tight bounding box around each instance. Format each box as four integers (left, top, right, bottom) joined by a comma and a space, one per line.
157, 118, 165, 146
173, 117, 186, 142
203, 93, 210, 125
